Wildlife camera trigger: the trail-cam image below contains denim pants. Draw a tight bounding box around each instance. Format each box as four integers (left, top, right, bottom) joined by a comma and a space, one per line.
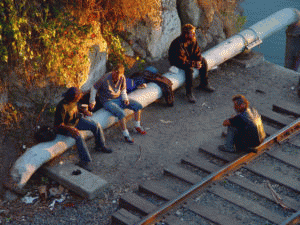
177, 58, 208, 95
226, 126, 249, 152
65, 118, 105, 163
225, 126, 238, 152
103, 96, 143, 120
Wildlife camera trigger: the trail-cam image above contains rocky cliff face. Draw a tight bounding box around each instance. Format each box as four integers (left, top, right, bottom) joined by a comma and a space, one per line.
81, 0, 242, 90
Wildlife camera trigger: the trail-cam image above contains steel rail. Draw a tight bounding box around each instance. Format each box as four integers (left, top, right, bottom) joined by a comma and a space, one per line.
281, 211, 300, 225
136, 118, 300, 225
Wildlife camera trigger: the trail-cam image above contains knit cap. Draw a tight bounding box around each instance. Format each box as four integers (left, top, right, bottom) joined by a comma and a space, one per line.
62, 87, 82, 102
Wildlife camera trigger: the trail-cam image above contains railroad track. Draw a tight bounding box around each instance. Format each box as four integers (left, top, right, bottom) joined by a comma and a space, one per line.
111, 100, 300, 225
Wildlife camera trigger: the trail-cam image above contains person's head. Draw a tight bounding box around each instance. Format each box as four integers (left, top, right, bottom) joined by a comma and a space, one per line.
232, 94, 249, 112
182, 24, 197, 43
63, 87, 82, 103
112, 63, 125, 83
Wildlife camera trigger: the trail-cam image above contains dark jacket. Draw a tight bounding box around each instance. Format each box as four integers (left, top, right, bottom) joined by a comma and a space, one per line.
54, 99, 81, 135
131, 71, 174, 107
168, 35, 202, 70
229, 107, 266, 150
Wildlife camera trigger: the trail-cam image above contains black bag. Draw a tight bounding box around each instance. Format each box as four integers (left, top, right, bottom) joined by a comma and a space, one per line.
34, 125, 57, 143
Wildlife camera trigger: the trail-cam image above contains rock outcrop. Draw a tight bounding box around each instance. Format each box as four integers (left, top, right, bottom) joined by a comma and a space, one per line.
177, 0, 204, 27
81, 0, 240, 85
124, 0, 181, 60
80, 40, 108, 92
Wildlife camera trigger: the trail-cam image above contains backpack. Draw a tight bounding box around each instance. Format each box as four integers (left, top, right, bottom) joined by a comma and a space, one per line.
34, 125, 57, 143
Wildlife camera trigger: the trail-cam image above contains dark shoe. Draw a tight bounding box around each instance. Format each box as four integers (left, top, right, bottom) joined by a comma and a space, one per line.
75, 161, 92, 172
124, 135, 134, 144
187, 94, 196, 103
197, 84, 215, 92
247, 147, 258, 153
135, 126, 147, 135
218, 145, 236, 153
95, 146, 113, 153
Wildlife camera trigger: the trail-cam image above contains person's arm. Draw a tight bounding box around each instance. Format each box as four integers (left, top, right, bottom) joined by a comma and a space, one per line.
169, 39, 191, 69
192, 42, 203, 69
54, 104, 80, 136
56, 124, 80, 137
89, 74, 107, 110
223, 119, 231, 126
228, 115, 245, 129
223, 114, 243, 127
89, 86, 97, 110
121, 75, 129, 104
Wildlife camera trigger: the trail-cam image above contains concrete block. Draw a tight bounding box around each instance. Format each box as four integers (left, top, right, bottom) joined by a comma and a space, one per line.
4, 190, 19, 202
43, 163, 108, 200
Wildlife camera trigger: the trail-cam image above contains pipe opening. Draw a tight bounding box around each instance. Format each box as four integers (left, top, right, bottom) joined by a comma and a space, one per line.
72, 170, 82, 176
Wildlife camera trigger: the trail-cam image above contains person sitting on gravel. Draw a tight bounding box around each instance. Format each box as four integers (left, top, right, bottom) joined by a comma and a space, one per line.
54, 87, 112, 172
89, 63, 147, 144
168, 23, 214, 104
218, 94, 266, 153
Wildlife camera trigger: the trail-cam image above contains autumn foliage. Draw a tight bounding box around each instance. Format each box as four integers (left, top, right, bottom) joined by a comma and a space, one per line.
0, 0, 161, 147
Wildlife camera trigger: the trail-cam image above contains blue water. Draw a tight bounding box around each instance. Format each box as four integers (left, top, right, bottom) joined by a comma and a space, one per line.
240, 0, 300, 66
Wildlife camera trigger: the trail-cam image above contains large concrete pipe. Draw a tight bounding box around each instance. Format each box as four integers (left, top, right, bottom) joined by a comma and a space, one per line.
10, 8, 300, 189
204, 8, 300, 70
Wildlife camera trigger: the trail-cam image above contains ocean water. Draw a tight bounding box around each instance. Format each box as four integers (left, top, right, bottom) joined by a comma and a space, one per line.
240, 0, 300, 66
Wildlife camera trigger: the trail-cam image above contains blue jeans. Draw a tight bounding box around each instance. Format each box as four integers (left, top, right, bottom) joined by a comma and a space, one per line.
226, 126, 250, 152
225, 126, 237, 152
103, 96, 143, 120
65, 118, 105, 163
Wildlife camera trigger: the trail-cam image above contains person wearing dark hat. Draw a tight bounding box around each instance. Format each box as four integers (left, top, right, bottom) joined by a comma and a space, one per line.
54, 87, 112, 172
168, 24, 214, 103
89, 63, 147, 144
218, 95, 266, 153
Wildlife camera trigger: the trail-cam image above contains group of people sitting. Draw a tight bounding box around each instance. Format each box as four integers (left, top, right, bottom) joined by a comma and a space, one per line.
54, 63, 148, 171
53, 24, 266, 171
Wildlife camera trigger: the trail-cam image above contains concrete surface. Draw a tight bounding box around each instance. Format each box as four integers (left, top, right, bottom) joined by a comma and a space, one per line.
3, 51, 300, 224
43, 163, 108, 200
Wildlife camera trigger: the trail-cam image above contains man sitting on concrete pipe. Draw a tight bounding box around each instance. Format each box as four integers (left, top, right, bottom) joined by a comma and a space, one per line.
54, 87, 112, 172
218, 95, 266, 153
168, 24, 214, 103
89, 63, 147, 144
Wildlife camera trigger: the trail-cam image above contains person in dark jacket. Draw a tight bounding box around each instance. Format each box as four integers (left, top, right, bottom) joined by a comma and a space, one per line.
54, 87, 112, 171
168, 24, 214, 103
218, 95, 266, 153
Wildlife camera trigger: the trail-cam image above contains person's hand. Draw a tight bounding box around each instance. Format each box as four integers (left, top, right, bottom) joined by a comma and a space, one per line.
123, 100, 129, 105
223, 119, 231, 126
196, 61, 202, 69
68, 127, 80, 137
189, 61, 196, 68
83, 109, 93, 117
89, 102, 96, 111
57, 125, 80, 137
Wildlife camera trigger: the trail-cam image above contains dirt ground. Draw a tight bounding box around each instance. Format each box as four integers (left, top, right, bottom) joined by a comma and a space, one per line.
1, 52, 300, 224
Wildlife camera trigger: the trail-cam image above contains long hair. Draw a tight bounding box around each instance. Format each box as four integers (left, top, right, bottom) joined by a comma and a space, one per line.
63, 87, 82, 102
112, 63, 125, 73
232, 94, 249, 108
